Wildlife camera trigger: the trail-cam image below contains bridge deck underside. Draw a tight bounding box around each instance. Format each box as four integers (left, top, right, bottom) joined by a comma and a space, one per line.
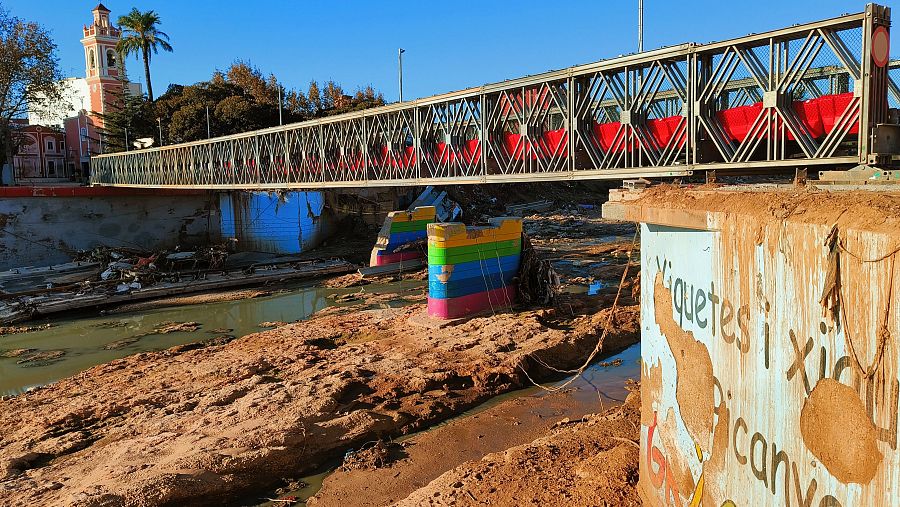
91, 8, 895, 189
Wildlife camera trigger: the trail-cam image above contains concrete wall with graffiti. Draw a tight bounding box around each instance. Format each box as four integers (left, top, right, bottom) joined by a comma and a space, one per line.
640, 217, 899, 507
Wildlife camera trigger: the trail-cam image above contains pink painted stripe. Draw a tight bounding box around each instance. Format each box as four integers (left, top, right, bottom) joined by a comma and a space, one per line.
427, 284, 517, 319
373, 250, 425, 266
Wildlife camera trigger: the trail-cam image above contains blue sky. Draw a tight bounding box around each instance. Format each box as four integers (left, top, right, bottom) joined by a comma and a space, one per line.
6, 1, 897, 101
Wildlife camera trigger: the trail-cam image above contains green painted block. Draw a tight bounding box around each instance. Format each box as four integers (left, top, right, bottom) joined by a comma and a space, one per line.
428, 239, 522, 265
390, 219, 432, 233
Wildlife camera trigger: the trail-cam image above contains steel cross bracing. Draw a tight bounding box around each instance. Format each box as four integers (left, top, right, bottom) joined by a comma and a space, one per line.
91, 5, 894, 189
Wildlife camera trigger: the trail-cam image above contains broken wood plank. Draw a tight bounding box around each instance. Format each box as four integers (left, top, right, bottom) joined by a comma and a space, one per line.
358, 258, 426, 278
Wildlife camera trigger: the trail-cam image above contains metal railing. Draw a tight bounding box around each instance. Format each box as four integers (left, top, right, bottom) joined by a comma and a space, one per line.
91, 4, 892, 189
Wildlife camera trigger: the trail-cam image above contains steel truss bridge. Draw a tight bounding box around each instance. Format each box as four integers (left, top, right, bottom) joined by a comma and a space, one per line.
91, 4, 896, 189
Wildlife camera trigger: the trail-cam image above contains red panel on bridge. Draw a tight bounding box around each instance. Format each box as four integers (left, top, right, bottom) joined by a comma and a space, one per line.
646, 116, 685, 149
816, 92, 859, 135
713, 92, 858, 143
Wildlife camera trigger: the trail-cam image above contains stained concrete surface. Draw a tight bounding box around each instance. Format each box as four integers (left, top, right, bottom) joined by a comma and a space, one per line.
0, 194, 218, 270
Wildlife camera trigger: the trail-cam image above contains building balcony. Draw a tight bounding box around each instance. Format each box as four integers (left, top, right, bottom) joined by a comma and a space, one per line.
83, 25, 121, 38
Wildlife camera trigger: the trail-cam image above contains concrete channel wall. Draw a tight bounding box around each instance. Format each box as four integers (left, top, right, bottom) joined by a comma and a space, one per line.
604, 188, 900, 507
0, 188, 218, 270
0, 186, 417, 271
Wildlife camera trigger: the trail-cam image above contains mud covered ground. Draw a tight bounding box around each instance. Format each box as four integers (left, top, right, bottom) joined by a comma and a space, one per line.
0, 207, 641, 506
0, 300, 638, 506
309, 357, 640, 507
395, 389, 641, 507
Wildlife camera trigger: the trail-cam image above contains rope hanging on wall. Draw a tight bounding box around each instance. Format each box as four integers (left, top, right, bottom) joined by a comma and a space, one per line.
820, 224, 897, 388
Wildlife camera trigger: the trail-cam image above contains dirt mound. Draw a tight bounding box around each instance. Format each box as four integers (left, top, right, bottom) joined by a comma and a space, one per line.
396, 389, 641, 506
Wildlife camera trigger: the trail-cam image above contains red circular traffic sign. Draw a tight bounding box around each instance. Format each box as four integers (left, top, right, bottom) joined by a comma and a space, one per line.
872, 26, 890, 68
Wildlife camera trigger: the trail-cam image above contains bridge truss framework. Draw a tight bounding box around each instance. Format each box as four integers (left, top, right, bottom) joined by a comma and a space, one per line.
91, 4, 895, 189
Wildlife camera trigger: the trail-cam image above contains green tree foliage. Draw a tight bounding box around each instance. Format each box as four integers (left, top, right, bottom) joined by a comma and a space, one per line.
116, 8, 173, 102
226, 60, 276, 106
0, 8, 62, 170
307, 80, 322, 116
100, 59, 386, 150
142, 61, 385, 147
96, 87, 155, 152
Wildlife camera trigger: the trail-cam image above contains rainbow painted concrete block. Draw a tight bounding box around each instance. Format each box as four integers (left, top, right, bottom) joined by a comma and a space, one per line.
426, 217, 523, 319
370, 206, 436, 267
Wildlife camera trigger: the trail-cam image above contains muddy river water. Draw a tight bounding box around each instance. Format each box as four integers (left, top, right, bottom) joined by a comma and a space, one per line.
0, 281, 422, 396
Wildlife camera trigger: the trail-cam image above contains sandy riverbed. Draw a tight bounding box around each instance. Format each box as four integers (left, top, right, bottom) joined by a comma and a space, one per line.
0, 207, 640, 506
0, 293, 638, 505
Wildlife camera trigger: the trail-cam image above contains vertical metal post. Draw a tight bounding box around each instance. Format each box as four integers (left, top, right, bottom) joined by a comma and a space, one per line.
361, 116, 369, 182
413, 106, 421, 179
157, 118, 163, 146
77, 113, 84, 162
480, 92, 488, 180
688, 53, 697, 166
398, 48, 405, 103
318, 124, 326, 181
860, 3, 891, 164
638, 0, 644, 53
206, 106, 211, 138
567, 75, 575, 173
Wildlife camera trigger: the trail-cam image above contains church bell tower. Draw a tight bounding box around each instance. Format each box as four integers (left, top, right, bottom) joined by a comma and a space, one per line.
81, 3, 126, 125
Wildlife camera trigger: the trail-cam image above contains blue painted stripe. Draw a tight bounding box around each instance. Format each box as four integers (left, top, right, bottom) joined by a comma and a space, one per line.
428, 270, 518, 299
427, 254, 520, 280
381, 230, 428, 252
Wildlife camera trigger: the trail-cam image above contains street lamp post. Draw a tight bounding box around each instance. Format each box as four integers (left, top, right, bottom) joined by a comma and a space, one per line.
638, 0, 644, 52
398, 48, 405, 103
157, 118, 163, 146
206, 106, 211, 138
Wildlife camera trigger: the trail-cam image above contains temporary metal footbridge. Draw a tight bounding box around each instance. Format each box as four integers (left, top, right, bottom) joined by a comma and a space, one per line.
91, 4, 898, 189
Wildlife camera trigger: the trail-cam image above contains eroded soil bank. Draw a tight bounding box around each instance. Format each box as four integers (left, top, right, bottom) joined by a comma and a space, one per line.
308, 345, 640, 507
396, 389, 641, 506
0, 293, 638, 506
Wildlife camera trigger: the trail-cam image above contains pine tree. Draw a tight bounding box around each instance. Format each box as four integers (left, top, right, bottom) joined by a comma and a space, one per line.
307, 81, 322, 116
96, 87, 155, 152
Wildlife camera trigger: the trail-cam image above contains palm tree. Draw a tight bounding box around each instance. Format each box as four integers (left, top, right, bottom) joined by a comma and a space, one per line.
116, 8, 173, 102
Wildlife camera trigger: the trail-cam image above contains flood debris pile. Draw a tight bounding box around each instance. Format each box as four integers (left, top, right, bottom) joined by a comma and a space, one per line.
0, 244, 356, 325
339, 439, 405, 472
74, 244, 235, 288
522, 205, 637, 298
517, 234, 560, 306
